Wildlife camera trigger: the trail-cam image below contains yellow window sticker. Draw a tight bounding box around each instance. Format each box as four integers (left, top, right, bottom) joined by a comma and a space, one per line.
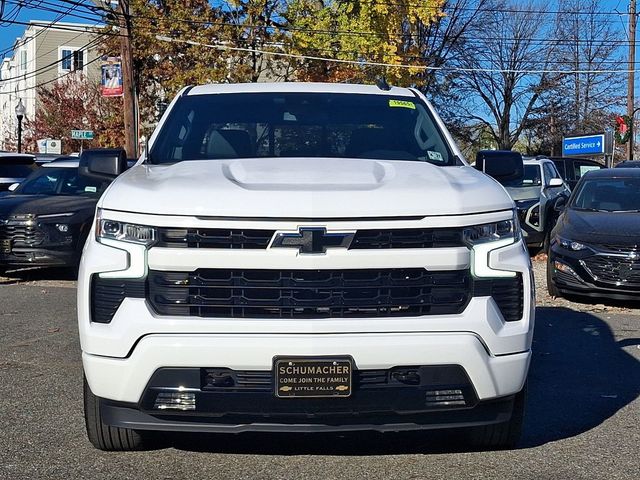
389, 99, 416, 109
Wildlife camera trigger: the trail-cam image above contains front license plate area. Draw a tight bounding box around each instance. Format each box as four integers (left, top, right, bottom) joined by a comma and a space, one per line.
274, 357, 353, 398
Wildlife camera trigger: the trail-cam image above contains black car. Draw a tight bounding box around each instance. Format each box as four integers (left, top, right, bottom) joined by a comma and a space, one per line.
551, 157, 604, 190
0, 153, 38, 191
0, 159, 105, 269
615, 160, 640, 168
547, 168, 640, 300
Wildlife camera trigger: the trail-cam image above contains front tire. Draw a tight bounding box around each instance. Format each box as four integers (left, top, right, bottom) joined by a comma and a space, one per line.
546, 257, 561, 298
83, 375, 146, 451
467, 384, 526, 450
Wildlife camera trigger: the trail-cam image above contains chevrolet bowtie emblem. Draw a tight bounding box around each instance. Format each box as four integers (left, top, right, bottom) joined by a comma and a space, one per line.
271, 227, 355, 254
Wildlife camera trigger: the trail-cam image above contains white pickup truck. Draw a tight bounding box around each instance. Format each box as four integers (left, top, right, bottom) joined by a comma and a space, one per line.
78, 83, 534, 451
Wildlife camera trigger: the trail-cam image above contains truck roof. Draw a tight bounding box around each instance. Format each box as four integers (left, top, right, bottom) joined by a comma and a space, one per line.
186, 82, 416, 97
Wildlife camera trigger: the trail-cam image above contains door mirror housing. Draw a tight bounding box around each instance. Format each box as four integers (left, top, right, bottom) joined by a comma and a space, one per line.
7, 183, 19, 192
547, 178, 564, 188
475, 150, 524, 184
79, 148, 127, 181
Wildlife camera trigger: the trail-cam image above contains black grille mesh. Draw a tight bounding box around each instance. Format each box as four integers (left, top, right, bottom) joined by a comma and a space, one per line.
148, 268, 471, 318
145, 269, 523, 321
91, 270, 523, 323
0, 223, 44, 247
582, 255, 640, 286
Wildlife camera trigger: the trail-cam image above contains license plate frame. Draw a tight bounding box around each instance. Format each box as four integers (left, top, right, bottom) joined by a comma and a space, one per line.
274, 356, 353, 399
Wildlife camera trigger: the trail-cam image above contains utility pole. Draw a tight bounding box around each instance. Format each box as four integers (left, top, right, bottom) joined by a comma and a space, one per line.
628, 0, 637, 161
118, 0, 138, 159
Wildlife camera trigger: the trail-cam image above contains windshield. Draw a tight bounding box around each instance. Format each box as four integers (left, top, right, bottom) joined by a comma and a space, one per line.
17, 167, 105, 196
503, 164, 542, 188
572, 177, 640, 212
0, 162, 37, 178
150, 93, 455, 165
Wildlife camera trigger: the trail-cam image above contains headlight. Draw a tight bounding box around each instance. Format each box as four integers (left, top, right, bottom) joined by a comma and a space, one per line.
558, 236, 587, 251
96, 209, 156, 246
463, 215, 520, 246
465, 212, 520, 279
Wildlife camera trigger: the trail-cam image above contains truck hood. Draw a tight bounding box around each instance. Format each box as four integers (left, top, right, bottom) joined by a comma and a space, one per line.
100, 158, 514, 218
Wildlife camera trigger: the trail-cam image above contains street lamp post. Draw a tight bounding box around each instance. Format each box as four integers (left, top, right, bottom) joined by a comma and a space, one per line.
15, 99, 26, 153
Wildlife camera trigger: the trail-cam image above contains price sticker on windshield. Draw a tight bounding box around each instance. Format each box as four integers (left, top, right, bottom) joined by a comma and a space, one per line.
389, 99, 416, 109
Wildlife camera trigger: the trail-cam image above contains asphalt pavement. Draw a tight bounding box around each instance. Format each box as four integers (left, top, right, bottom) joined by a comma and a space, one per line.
0, 269, 638, 479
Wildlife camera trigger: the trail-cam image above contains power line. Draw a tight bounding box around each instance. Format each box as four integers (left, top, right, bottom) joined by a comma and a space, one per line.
155, 34, 640, 75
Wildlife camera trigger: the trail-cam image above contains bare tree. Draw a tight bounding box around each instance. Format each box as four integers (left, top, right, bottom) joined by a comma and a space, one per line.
526, 0, 624, 155
451, 0, 554, 150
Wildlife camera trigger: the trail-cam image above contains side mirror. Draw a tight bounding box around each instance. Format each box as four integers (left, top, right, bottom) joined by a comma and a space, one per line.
554, 196, 567, 212
8, 183, 19, 192
475, 150, 524, 183
547, 178, 564, 188
79, 148, 127, 181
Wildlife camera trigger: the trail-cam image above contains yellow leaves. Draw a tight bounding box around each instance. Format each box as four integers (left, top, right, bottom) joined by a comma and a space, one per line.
288, 0, 445, 85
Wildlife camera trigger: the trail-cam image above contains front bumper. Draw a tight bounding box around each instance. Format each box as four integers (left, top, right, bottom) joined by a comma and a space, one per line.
84, 333, 529, 432
549, 245, 640, 300
83, 332, 530, 405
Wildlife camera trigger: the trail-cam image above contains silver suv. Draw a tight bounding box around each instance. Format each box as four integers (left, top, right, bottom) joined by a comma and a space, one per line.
505, 157, 570, 250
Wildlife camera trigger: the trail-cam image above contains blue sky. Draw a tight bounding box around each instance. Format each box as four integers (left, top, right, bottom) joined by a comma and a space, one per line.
0, 0, 105, 53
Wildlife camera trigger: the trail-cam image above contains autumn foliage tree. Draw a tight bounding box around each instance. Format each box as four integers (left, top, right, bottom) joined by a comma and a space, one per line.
25, 75, 124, 154
285, 0, 445, 84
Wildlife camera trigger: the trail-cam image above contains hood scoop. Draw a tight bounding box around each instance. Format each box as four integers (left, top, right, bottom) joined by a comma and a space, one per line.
222, 158, 393, 191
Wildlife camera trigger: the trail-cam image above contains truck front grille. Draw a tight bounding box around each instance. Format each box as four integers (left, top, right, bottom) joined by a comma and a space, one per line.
148, 268, 471, 318
145, 269, 523, 321
155, 227, 465, 249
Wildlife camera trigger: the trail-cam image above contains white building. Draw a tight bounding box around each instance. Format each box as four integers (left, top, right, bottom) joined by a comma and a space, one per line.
0, 21, 101, 150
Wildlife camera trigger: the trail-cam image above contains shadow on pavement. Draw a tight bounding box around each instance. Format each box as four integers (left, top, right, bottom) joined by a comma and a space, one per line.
153, 307, 640, 454
523, 306, 639, 447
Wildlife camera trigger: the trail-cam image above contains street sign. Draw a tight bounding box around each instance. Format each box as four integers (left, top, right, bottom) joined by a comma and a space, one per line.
71, 130, 94, 140
562, 134, 605, 156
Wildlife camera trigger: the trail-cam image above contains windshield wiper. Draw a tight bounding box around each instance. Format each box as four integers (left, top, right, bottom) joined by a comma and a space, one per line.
573, 207, 609, 213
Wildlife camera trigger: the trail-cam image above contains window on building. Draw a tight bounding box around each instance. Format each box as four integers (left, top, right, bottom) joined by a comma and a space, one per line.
73, 50, 84, 70
20, 50, 27, 71
60, 48, 84, 71
61, 49, 73, 70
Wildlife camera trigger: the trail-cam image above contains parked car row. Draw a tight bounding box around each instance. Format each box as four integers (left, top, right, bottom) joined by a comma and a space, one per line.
0, 154, 127, 272
475, 150, 639, 302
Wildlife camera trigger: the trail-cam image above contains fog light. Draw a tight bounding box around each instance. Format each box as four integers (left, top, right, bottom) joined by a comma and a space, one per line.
554, 260, 578, 277
55, 224, 69, 233
425, 389, 465, 406
153, 392, 196, 411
